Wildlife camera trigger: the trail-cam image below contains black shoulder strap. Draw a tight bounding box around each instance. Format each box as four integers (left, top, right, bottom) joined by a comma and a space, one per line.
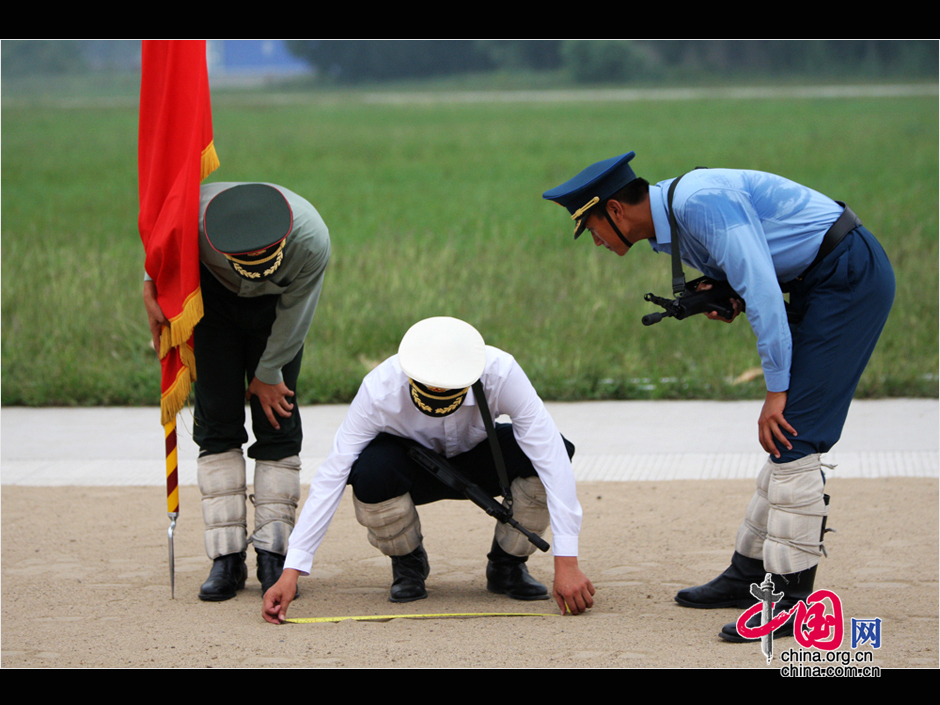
667, 174, 687, 296
666, 167, 707, 296
471, 380, 513, 510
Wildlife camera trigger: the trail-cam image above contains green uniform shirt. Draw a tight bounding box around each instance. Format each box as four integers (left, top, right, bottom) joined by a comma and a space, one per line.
197, 182, 331, 386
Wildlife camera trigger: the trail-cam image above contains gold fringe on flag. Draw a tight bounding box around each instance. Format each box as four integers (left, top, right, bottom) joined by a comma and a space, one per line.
202, 140, 220, 181
158, 287, 204, 360
161, 357, 195, 426
156, 140, 218, 426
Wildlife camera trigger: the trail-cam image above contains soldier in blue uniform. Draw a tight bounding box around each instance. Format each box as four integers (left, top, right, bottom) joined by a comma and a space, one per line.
543, 151, 894, 641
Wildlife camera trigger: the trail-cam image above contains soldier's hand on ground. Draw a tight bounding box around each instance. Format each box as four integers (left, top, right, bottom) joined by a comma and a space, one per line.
142, 280, 168, 355
262, 569, 300, 624
758, 390, 797, 458
552, 556, 595, 616
246, 377, 295, 430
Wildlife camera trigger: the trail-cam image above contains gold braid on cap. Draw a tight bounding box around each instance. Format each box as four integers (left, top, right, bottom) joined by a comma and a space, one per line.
230, 249, 284, 280
409, 379, 468, 416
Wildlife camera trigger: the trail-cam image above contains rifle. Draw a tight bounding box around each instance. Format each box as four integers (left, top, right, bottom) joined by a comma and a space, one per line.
642, 169, 745, 327
406, 442, 550, 553
642, 276, 744, 326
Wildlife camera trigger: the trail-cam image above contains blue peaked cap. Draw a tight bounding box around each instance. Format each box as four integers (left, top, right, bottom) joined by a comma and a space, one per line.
542, 151, 637, 239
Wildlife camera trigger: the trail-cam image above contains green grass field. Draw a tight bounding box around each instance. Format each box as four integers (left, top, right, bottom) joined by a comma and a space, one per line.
2, 87, 937, 407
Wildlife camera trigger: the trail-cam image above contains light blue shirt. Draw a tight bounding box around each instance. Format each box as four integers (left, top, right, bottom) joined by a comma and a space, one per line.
648, 169, 844, 392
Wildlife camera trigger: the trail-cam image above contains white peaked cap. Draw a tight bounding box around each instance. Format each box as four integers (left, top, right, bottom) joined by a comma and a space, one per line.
398, 316, 486, 389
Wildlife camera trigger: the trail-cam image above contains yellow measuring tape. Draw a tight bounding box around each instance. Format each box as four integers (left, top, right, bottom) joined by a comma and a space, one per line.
286, 612, 557, 624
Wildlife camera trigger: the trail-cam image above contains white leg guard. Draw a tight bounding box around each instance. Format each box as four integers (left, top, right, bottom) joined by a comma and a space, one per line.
762, 454, 829, 574
250, 455, 301, 555
353, 493, 423, 557
197, 449, 247, 559
734, 459, 772, 561
495, 476, 549, 558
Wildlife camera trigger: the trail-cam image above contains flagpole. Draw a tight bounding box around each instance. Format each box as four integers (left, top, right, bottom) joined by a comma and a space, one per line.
138, 39, 219, 600
165, 419, 180, 598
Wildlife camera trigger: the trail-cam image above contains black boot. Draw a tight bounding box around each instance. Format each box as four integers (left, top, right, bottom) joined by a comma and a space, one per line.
198, 552, 247, 602
719, 565, 818, 642
256, 549, 298, 598
675, 552, 765, 609
486, 540, 549, 601
389, 545, 430, 603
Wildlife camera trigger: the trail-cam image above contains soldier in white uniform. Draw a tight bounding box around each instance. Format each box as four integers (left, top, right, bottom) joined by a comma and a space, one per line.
263, 317, 595, 623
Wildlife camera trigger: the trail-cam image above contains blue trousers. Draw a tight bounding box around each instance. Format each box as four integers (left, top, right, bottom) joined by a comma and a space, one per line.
774, 226, 895, 463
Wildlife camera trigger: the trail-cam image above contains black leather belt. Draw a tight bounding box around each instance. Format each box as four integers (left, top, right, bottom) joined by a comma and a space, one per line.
784, 202, 861, 289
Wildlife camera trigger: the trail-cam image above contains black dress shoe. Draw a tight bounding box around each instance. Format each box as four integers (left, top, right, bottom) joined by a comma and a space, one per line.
389, 545, 430, 603
675, 552, 765, 609
256, 549, 298, 597
198, 552, 247, 602
486, 540, 549, 601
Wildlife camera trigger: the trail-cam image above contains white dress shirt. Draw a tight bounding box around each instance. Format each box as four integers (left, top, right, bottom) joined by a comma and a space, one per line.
284, 346, 583, 575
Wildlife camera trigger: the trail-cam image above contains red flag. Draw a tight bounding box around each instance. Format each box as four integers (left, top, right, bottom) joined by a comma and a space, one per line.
138, 40, 219, 426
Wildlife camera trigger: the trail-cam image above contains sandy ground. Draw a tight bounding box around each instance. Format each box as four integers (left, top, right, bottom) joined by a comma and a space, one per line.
2, 476, 936, 669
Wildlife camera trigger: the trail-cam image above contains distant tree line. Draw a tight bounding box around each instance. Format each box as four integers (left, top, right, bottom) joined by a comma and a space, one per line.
287, 40, 938, 84
3, 40, 936, 84
1, 40, 140, 77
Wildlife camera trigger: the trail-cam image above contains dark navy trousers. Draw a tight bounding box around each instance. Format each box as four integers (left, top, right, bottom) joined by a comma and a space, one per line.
348, 424, 575, 506
774, 226, 895, 463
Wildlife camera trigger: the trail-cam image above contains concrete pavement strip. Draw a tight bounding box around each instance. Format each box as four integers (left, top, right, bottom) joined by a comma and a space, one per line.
2, 399, 935, 487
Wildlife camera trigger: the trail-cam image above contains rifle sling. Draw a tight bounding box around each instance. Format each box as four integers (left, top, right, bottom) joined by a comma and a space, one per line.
667, 171, 694, 297
471, 380, 513, 510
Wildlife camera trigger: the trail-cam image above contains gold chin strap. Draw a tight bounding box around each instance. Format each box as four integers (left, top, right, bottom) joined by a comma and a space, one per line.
224, 239, 286, 266
571, 196, 599, 222
571, 196, 600, 236
408, 380, 467, 401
